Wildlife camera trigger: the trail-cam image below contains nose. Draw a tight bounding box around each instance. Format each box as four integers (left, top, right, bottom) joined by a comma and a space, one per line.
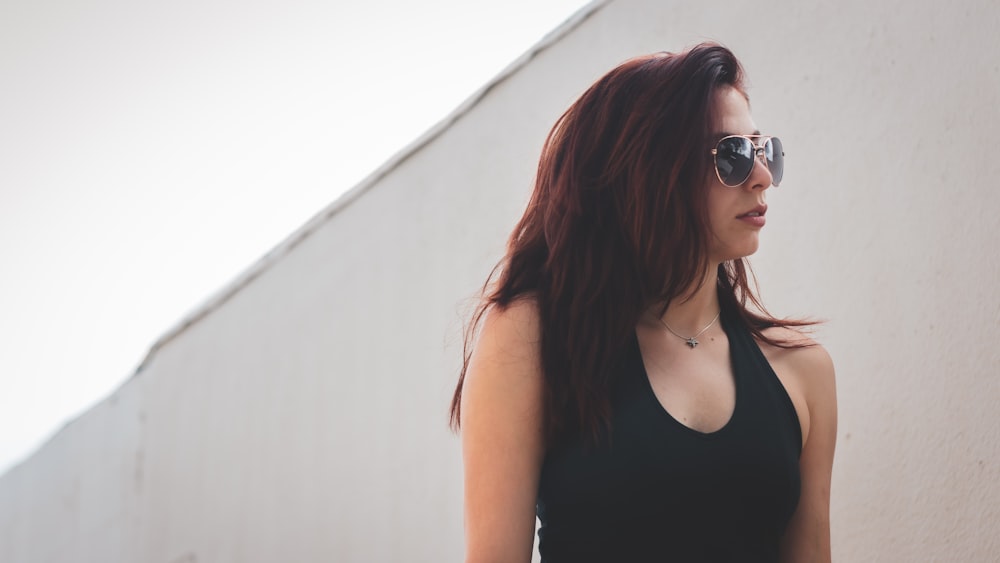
744, 148, 774, 190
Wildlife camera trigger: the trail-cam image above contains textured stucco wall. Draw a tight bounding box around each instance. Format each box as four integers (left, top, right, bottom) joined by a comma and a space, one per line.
2, 0, 998, 561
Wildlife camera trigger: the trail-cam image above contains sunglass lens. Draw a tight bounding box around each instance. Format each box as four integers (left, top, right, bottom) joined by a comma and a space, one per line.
766, 137, 784, 186
715, 137, 755, 186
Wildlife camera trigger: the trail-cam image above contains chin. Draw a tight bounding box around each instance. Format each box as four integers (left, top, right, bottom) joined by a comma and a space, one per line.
712, 240, 760, 263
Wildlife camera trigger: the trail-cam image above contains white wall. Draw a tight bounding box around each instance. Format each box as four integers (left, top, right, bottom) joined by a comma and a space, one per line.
2, 0, 999, 561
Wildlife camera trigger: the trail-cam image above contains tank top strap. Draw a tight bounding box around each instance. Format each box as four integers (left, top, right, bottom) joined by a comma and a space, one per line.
720, 306, 803, 455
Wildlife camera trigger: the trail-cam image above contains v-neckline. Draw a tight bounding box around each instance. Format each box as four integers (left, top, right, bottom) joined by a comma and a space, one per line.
631, 315, 741, 439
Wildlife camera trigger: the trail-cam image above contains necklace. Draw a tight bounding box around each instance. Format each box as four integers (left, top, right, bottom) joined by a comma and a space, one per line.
656, 310, 721, 349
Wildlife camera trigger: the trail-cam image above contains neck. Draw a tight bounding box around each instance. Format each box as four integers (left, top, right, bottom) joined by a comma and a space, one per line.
650, 265, 721, 333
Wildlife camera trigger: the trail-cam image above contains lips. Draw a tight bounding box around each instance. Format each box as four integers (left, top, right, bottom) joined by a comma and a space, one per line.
737, 204, 768, 218
737, 204, 767, 227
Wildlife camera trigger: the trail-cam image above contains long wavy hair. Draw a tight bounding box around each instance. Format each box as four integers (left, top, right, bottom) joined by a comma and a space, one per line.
449, 43, 811, 447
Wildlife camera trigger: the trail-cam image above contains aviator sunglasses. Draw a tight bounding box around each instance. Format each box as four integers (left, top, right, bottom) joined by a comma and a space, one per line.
711, 135, 784, 187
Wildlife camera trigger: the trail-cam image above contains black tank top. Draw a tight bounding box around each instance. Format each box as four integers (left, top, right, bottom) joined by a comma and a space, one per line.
536, 308, 802, 563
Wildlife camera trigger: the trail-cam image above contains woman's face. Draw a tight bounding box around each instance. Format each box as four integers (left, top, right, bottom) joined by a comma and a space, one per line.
705, 86, 775, 263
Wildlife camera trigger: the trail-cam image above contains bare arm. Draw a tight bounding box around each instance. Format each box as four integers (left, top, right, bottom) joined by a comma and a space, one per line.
778, 342, 838, 563
460, 300, 546, 563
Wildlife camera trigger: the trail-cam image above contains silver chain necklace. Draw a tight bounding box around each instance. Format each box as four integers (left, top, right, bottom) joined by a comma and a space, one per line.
656, 310, 721, 349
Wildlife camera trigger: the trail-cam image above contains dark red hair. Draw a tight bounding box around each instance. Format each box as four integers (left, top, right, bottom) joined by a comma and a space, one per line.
450, 43, 810, 446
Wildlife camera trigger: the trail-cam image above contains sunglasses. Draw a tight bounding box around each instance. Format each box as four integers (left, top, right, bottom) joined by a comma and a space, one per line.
710, 135, 784, 187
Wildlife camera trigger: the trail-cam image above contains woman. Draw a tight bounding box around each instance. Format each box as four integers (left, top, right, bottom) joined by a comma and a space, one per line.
450, 43, 837, 563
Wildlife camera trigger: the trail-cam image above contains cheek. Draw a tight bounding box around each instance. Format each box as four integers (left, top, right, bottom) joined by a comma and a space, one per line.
705, 190, 732, 234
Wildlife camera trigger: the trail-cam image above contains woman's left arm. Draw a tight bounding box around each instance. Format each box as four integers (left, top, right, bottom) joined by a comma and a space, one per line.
778, 343, 838, 563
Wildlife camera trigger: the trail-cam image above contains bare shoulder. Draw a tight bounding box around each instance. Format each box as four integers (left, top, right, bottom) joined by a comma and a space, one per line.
461, 295, 546, 435
481, 297, 542, 342
757, 326, 837, 445
470, 297, 543, 374
758, 326, 835, 385
460, 297, 546, 561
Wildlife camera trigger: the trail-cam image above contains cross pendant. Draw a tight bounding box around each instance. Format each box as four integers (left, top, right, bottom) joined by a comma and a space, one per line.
685, 337, 699, 349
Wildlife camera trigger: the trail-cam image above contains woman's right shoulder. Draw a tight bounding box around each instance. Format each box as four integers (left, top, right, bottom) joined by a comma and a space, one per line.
460, 295, 547, 561
464, 297, 544, 403
477, 297, 542, 354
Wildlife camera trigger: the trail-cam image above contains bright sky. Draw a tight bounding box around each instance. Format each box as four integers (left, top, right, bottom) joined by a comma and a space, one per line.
0, 0, 592, 476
